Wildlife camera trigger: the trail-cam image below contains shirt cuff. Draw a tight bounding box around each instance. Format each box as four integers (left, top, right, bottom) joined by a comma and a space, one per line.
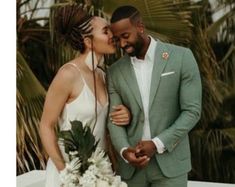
120, 147, 129, 163
152, 137, 166, 154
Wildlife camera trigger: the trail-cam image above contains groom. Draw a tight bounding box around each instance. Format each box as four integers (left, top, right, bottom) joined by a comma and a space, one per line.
107, 5, 202, 187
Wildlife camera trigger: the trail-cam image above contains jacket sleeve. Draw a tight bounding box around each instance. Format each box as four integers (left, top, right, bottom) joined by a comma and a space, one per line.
158, 48, 202, 152
106, 68, 131, 153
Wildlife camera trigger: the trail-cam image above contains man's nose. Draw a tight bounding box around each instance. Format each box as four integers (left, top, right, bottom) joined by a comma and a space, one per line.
120, 39, 126, 48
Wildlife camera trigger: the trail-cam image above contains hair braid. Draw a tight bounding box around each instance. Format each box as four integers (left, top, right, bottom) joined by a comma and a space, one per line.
55, 4, 93, 53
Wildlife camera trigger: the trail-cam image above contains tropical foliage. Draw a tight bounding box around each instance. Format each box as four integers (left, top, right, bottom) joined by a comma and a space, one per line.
17, 0, 51, 174
188, 0, 235, 183
58, 120, 98, 173
17, 51, 47, 174
17, 0, 235, 183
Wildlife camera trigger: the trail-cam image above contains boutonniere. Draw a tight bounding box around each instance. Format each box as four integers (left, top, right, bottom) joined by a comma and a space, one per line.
162, 52, 169, 60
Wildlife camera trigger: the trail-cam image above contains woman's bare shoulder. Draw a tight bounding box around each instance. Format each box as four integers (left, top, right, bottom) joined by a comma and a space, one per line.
58, 60, 81, 79
50, 60, 81, 89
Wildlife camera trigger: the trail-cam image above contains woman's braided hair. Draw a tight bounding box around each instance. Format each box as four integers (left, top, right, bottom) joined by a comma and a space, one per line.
55, 4, 93, 53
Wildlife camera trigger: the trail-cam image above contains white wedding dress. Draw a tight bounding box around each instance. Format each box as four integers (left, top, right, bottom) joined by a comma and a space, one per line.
44, 63, 108, 187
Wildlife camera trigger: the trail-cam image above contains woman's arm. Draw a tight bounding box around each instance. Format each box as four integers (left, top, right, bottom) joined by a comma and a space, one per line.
39, 66, 76, 171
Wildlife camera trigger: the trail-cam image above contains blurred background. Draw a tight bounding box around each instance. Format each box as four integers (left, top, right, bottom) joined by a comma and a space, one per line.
17, 0, 235, 183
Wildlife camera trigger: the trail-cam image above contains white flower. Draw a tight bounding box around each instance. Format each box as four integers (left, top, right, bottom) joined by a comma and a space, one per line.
69, 157, 81, 173
96, 179, 110, 187
69, 150, 79, 156
79, 169, 96, 187
119, 182, 128, 187
87, 165, 99, 176
88, 147, 105, 164
88, 148, 114, 179
69, 150, 79, 160
112, 175, 122, 186
59, 122, 127, 187
59, 157, 81, 186
60, 171, 79, 187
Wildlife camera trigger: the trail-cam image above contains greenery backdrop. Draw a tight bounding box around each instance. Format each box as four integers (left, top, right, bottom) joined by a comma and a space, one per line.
17, 0, 235, 183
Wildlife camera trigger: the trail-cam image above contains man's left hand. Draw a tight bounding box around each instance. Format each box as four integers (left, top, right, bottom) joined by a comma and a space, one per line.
135, 140, 157, 158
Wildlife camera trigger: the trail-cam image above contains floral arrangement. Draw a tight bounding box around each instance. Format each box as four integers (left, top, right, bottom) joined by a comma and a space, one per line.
58, 120, 127, 187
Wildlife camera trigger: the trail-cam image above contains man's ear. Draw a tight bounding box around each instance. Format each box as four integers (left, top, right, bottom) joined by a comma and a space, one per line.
136, 20, 144, 34
84, 37, 92, 49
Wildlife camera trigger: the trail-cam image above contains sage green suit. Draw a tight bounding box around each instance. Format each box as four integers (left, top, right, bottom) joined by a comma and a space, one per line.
107, 40, 202, 183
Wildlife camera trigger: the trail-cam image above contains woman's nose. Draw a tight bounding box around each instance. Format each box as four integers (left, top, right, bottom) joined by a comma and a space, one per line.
108, 30, 113, 38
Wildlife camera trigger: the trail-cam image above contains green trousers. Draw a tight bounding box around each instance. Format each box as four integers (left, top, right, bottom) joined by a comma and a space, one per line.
123, 158, 187, 187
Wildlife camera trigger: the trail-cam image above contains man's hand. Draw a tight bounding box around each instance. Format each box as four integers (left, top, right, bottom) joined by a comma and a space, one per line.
135, 140, 157, 158
122, 147, 150, 168
109, 105, 131, 125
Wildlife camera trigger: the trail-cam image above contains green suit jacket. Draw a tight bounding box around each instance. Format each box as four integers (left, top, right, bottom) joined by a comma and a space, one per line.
107, 40, 202, 179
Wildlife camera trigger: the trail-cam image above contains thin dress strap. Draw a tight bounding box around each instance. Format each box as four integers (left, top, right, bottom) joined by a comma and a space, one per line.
65, 63, 86, 83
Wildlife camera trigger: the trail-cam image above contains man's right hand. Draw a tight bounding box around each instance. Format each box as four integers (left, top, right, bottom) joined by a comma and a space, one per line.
122, 147, 150, 168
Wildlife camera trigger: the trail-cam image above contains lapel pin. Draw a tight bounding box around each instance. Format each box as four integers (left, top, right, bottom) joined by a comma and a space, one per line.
162, 52, 169, 60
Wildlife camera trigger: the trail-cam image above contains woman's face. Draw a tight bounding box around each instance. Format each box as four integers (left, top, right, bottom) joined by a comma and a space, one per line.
90, 17, 116, 55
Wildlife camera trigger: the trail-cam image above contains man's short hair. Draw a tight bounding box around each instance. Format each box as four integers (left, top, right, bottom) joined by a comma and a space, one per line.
111, 5, 140, 24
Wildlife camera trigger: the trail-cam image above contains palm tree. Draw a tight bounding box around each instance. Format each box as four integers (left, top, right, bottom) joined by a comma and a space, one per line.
17, 51, 47, 174
188, 0, 235, 183
17, 0, 52, 175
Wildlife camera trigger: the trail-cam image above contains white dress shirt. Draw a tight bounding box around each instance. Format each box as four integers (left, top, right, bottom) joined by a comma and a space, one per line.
121, 37, 165, 162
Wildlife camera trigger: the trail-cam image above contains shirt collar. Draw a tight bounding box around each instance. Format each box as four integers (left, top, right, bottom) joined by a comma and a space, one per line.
131, 36, 157, 63
146, 36, 157, 62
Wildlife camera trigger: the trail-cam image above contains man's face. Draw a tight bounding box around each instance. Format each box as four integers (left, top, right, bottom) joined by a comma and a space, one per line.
111, 18, 144, 57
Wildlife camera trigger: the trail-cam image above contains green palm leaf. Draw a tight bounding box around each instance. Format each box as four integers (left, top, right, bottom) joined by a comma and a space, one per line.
190, 127, 235, 182
17, 51, 47, 175
103, 0, 197, 45
206, 7, 235, 38
59, 120, 97, 173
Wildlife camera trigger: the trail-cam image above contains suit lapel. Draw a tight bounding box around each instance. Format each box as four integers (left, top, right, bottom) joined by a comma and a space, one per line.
149, 41, 171, 110
118, 55, 143, 109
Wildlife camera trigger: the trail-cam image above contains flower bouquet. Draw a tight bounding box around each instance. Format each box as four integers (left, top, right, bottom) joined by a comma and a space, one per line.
58, 120, 127, 187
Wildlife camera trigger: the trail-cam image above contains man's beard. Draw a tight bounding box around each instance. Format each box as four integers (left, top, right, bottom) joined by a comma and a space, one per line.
123, 34, 144, 57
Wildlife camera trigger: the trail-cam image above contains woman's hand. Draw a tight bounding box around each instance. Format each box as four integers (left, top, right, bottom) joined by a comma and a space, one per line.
109, 105, 131, 126
56, 160, 66, 172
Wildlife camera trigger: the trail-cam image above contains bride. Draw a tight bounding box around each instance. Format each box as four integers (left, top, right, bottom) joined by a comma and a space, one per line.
39, 4, 130, 187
